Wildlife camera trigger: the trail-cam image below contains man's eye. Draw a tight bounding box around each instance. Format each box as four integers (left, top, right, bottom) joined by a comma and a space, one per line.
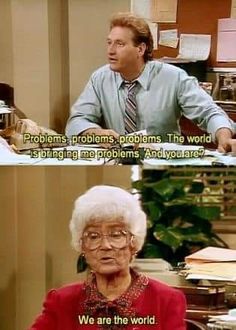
117, 42, 124, 47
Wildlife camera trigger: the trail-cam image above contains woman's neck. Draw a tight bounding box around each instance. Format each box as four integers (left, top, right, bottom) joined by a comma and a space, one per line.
95, 269, 132, 301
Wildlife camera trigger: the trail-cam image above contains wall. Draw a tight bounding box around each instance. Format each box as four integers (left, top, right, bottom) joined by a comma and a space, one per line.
1, 166, 235, 330
68, 0, 130, 104
1, 0, 234, 131
0, 0, 130, 132
0, 0, 14, 85
0, 166, 132, 330
154, 0, 235, 68
10, 0, 70, 132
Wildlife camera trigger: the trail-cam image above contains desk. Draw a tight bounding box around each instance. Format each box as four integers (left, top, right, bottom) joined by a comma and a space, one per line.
0, 145, 105, 165
0, 106, 15, 129
180, 101, 236, 149
1, 144, 236, 166
187, 309, 228, 325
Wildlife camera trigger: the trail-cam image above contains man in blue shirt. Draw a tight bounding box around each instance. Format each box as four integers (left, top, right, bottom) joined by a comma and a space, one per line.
66, 12, 235, 151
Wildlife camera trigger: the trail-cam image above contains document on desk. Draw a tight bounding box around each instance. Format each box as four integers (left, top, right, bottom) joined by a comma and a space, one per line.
186, 262, 236, 281
178, 34, 211, 60
186, 247, 236, 263
141, 143, 215, 166
0, 145, 41, 165
185, 247, 236, 281
0, 107, 11, 114
209, 314, 236, 323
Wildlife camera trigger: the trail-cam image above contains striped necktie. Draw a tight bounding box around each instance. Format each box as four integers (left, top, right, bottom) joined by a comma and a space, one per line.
124, 81, 139, 134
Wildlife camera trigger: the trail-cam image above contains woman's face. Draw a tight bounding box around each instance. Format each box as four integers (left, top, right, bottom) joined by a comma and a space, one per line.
81, 220, 135, 275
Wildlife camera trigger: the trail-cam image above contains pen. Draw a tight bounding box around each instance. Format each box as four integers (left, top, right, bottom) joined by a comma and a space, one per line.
212, 161, 226, 167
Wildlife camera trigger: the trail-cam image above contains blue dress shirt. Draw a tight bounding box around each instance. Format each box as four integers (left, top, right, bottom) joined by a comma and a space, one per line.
65, 61, 235, 140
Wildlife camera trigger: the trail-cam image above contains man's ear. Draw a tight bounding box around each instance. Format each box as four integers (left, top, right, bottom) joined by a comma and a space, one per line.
137, 42, 146, 57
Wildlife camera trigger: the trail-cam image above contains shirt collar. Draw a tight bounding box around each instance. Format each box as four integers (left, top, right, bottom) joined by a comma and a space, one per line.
116, 62, 151, 91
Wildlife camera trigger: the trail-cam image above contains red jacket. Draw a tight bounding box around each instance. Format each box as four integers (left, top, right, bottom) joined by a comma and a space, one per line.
29, 278, 186, 330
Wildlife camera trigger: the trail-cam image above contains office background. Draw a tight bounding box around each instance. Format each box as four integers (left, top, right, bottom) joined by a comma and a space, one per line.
0, 0, 130, 134
1, 1, 236, 329
0, 166, 132, 330
1, 166, 236, 330
0, 0, 235, 135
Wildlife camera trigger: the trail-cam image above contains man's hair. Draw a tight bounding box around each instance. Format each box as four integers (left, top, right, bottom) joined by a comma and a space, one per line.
110, 12, 153, 62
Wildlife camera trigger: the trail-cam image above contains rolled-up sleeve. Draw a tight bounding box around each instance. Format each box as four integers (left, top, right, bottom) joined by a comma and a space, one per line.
65, 76, 103, 137
177, 70, 235, 140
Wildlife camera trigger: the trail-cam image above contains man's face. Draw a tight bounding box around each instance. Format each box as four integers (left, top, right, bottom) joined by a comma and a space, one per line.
107, 26, 144, 75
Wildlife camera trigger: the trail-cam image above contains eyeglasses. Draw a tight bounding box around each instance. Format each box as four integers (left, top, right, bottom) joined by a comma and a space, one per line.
81, 230, 133, 250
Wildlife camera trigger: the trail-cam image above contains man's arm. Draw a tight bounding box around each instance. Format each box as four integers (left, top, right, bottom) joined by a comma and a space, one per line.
177, 70, 236, 150
65, 74, 120, 148
81, 128, 119, 148
65, 76, 103, 137
216, 127, 236, 153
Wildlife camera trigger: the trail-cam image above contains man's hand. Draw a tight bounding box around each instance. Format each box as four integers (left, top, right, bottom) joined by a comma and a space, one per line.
81, 128, 119, 148
216, 127, 236, 153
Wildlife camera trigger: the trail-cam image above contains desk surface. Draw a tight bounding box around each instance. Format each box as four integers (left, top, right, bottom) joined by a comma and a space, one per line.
187, 308, 228, 321
1, 144, 236, 166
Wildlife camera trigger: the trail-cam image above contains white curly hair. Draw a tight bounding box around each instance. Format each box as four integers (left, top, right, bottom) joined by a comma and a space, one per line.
69, 185, 147, 253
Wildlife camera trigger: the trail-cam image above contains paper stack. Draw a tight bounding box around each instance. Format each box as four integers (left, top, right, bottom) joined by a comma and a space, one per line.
185, 247, 236, 281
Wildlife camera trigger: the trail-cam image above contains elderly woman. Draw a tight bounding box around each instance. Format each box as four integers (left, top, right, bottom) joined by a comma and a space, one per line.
29, 185, 186, 330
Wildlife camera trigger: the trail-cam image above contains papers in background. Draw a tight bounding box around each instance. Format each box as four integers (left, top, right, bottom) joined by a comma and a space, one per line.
130, 1, 158, 49
141, 143, 213, 166
231, 0, 236, 19
0, 144, 40, 165
131, 0, 153, 20
0, 107, 11, 114
204, 149, 236, 166
209, 314, 236, 323
186, 263, 236, 281
34, 146, 106, 166
121, 133, 236, 166
131, 0, 178, 23
143, 157, 213, 166
159, 29, 178, 48
0, 141, 106, 165
217, 18, 236, 62
147, 21, 158, 50
147, 143, 203, 156
185, 247, 236, 263
151, 0, 177, 23
208, 310, 236, 330
185, 247, 236, 282
178, 34, 211, 61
